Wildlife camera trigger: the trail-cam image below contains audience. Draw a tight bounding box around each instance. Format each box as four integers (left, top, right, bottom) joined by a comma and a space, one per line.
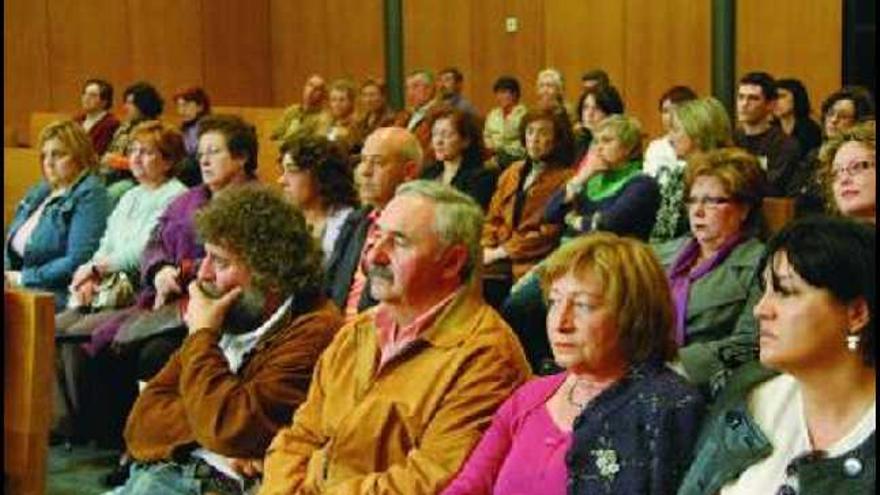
259, 180, 531, 494
421, 106, 498, 210
108, 185, 342, 495
101, 82, 165, 203
819, 119, 875, 223
53, 121, 187, 441
653, 148, 766, 386
481, 110, 574, 308
654, 96, 734, 241
774, 78, 822, 159
444, 233, 704, 495
276, 132, 359, 263
438, 67, 479, 115
78, 114, 259, 453
680, 216, 875, 494
733, 71, 801, 197
483, 76, 528, 169
354, 78, 404, 142
173, 86, 212, 186
4, 120, 110, 310
325, 127, 423, 320
506, 114, 660, 372
74, 78, 120, 156
573, 84, 625, 163
580, 68, 610, 92
271, 74, 331, 142
535, 68, 576, 125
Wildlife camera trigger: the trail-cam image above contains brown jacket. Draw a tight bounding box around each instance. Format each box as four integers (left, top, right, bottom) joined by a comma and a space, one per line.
481, 159, 572, 279
259, 290, 531, 494
124, 297, 342, 461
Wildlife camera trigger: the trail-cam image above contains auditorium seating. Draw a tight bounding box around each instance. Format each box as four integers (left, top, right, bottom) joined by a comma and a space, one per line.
4, 288, 55, 495
4, 147, 42, 227
761, 197, 796, 235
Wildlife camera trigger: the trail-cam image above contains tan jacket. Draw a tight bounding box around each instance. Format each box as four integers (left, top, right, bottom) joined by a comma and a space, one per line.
260, 291, 531, 494
481, 159, 572, 279
124, 298, 342, 461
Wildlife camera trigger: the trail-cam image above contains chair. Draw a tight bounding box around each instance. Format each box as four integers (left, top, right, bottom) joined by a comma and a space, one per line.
5, 288, 55, 495
762, 197, 796, 235
4, 147, 42, 227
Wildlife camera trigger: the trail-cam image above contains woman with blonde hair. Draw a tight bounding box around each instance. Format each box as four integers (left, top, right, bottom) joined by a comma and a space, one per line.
5, 120, 110, 309
818, 119, 875, 223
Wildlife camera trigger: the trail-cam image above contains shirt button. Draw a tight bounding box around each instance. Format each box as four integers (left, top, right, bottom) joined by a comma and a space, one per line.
843, 457, 863, 477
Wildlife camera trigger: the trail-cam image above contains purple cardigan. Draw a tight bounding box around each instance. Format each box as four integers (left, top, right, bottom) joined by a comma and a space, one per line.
442, 373, 569, 495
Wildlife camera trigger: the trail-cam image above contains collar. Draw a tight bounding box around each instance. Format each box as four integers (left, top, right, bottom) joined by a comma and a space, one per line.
217, 296, 293, 373
584, 160, 643, 201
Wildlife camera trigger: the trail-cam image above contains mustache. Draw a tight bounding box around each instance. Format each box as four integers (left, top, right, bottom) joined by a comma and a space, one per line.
366, 264, 394, 282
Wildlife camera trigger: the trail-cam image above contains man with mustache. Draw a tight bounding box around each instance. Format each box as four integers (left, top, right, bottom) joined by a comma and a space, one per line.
259, 180, 531, 494
325, 126, 423, 321
108, 185, 342, 495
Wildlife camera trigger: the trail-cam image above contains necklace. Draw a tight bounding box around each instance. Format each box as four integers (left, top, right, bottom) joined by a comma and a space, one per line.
566, 377, 609, 409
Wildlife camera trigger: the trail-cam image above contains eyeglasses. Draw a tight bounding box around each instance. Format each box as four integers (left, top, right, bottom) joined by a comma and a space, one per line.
127, 145, 158, 158
831, 160, 875, 180
684, 196, 734, 208
825, 110, 856, 122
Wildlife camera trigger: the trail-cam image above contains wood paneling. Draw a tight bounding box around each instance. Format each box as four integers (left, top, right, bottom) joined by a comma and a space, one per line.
4, 0, 51, 146
201, 0, 272, 106
4, 288, 55, 495
738, 0, 842, 120
270, 0, 384, 107
623, 0, 711, 138
4, 148, 42, 227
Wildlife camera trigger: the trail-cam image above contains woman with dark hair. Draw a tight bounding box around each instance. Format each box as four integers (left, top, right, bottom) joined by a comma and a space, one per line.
174, 86, 211, 187
774, 78, 822, 159
354, 78, 404, 141
680, 216, 875, 494
484, 76, 528, 169
326, 78, 361, 152
421, 106, 498, 210
277, 133, 359, 263
574, 84, 625, 162
643, 85, 698, 179
101, 82, 166, 204
481, 110, 574, 308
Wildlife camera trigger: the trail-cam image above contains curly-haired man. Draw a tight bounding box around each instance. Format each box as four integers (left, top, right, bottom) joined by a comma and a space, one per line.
110, 184, 343, 495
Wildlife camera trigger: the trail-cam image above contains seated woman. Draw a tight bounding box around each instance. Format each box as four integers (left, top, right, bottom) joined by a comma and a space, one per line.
794, 85, 874, 215
819, 119, 875, 224
774, 78, 822, 159
4, 120, 110, 310
53, 120, 187, 440
353, 78, 406, 142
643, 85, 697, 180
652, 96, 733, 241
481, 109, 574, 308
100, 82, 165, 204
503, 115, 660, 372
483, 76, 528, 170
679, 216, 875, 495
173, 86, 211, 187
572, 84, 625, 165
277, 132, 359, 263
652, 147, 766, 386
442, 233, 705, 495
326, 78, 361, 152
421, 106, 498, 210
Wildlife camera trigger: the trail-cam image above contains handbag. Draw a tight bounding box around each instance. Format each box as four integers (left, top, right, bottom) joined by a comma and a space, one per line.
91, 272, 136, 310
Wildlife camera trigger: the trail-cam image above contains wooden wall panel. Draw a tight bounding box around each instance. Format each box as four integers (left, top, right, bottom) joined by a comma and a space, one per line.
270, 0, 384, 108
623, 0, 711, 139
46, 0, 132, 116
129, 0, 204, 114
544, 1, 625, 110
4, 0, 51, 146
201, 0, 272, 106
738, 0, 842, 120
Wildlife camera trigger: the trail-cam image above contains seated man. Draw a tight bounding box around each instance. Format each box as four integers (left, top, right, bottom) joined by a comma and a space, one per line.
74, 78, 120, 156
260, 180, 531, 494
325, 127, 423, 320
271, 74, 332, 142
109, 185, 343, 495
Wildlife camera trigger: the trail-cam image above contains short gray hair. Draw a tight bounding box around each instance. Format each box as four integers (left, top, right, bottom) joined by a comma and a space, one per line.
537, 68, 565, 91
394, 180, 484, 282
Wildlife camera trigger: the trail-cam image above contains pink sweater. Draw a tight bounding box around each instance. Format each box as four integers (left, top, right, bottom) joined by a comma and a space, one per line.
441, 373, 570, 495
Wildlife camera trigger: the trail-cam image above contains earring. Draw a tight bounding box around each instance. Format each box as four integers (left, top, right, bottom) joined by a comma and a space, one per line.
846, 333, 861, 352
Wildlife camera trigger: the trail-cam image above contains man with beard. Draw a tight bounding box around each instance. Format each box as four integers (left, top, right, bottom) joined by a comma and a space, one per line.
259, 180, 531, 494
108, 185, 342, 495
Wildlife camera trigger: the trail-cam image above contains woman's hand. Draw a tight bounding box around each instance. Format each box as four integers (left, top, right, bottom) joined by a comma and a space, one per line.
153, 265, 182, 310
70, 263, 96, 290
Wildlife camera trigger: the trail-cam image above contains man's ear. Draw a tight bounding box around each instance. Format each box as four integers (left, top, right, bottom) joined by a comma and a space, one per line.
847, 297, 871, 335
403, 160, 420, 180
439, 244, 469, 282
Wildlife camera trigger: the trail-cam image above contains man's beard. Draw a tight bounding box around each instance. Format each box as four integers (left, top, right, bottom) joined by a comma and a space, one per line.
199, 282, 268, 335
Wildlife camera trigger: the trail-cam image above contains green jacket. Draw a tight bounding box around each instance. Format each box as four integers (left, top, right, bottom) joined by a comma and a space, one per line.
652, 236, 764, 385
678, 362, 876, 495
